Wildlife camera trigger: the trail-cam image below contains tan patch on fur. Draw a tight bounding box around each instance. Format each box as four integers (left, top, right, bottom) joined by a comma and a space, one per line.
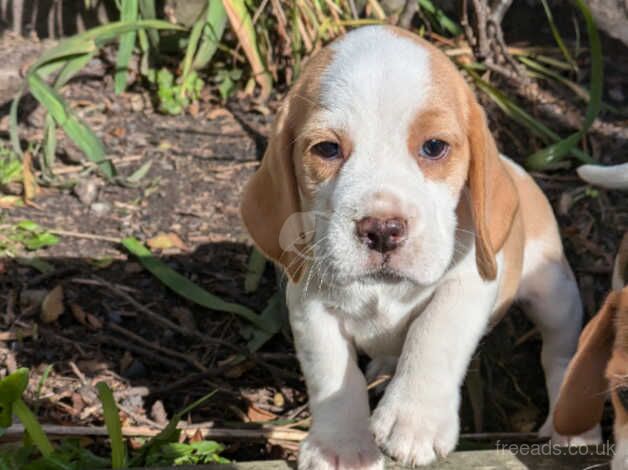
240, 47, 334, 282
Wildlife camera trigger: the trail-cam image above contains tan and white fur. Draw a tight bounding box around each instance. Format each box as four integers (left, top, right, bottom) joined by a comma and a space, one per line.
241, 26, 599, 469
554, 234, 628, 470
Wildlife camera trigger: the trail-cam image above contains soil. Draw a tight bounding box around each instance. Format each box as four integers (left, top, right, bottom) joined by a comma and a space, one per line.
0, 29, 627, 465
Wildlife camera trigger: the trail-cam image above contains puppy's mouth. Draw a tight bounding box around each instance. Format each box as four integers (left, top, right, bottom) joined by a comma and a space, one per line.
361, 255, 413, 284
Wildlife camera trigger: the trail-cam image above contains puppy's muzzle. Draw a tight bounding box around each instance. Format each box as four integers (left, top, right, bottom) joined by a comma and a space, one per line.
356, 216, 407, 254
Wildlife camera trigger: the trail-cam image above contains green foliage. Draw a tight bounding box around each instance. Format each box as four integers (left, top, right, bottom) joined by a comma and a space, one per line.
144, 441, 229, 466
0, 143, 22, 187
0, 370, 227, 469
154, 68, 204, 115
0, 221, 60, 255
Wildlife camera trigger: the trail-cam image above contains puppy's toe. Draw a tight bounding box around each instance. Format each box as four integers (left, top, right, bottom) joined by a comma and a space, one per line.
543, 423, 602, 447
371, 393, 458, 466
298, 434, 384, 470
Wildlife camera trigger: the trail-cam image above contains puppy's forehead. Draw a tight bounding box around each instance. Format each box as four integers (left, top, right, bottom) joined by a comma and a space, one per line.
318, 26, 432, 126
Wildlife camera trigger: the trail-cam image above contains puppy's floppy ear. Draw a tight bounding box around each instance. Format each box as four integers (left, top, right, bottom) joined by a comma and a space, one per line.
553, 292, 617, 435
240, 101, 304, 283
612, 233, 628, 291
466, 94, 519, 280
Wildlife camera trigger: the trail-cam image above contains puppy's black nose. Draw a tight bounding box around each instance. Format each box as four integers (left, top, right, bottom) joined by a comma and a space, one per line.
356, 216, 407, 253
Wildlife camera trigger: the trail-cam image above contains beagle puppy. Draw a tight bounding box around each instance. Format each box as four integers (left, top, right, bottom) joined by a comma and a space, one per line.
241, 26, 599, 469
554, 233, 628, 470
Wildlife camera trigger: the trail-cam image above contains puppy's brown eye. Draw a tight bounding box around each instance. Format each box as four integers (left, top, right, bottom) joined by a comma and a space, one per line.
312, 141, 342, 160
420, 139, 449, 160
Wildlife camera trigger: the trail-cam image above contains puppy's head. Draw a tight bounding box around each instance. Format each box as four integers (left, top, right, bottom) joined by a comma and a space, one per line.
553, 233, 628, 438
241, 26, 518, 285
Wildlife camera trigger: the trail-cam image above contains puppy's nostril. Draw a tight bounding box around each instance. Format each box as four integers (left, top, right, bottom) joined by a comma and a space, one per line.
356, 217, 407, 254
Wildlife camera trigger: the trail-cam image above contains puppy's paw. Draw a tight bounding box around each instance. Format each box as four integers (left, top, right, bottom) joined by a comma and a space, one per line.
365, 356, 398, 395
371, 390, 458, 466
539, 418, 602, 447
298, 433, 384, 470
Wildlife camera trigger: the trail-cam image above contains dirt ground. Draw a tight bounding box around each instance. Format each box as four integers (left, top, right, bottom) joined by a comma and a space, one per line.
0, 29, 627, 464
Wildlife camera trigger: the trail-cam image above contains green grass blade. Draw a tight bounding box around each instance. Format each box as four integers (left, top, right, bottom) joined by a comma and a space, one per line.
31, 20, 182, 72
180, 3, 208, 92
193, 0, 228, 70
43, 114, 57, 174
9, 88, 24, 155
115, 0, 139, 94
12, 399, 54, 457
464, 66, 594, 164
96, 382, 126, 469
418, 0, 462, 36
540, 0, 577, 71
138, 0, 160, 48
27, 73, 114, 179
54, 52, 96, 89
121, 237, 273, 331
244, 248, 266, 293
526, 0, 601, 169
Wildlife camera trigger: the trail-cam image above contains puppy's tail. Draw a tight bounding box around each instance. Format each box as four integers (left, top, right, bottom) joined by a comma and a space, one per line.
577, 162, 628, 190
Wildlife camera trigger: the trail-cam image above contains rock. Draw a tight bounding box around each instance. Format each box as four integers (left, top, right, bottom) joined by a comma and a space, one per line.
73, 179, 99, 205
90, 201, 111, 216
588, 0, 628, 47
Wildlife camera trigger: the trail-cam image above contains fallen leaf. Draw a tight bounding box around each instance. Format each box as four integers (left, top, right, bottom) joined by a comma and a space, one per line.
273, 392, 285, 408
0, 195, 23, 208
22, 152, 39, 202
71, 304, 103, 330
146, 232, 188, 251
120, 351, 133, 373
246, 404, 278, 422
41, 285, 64, 323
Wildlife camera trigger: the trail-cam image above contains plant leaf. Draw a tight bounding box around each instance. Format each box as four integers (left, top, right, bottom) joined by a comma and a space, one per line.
526, 0, 602, 169
121, 237, 273, 331
222, 0, 272, 100
96, 382, 126, 469
115, 0, 139, 94
27, 73, 114, 179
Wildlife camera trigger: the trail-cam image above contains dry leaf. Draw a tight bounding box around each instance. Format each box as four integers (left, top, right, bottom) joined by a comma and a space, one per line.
273, 392, 285, 408
120, 351, 133, 373
41, 285, 64, 323
71, 304, 103, 329
147, 232, 188, 251
189, 428, 204, 443
246, 404, 278, 422
22, 151, 39, 202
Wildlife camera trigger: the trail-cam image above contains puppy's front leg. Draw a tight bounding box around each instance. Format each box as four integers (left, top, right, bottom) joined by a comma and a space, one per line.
371, 276, 497, 466
288, 287, 384, 470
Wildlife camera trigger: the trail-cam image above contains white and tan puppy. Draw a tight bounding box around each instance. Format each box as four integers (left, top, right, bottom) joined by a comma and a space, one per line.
241, 26, 598, 469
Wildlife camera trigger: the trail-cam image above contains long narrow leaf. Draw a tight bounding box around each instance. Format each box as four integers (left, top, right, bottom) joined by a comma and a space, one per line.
540, 0, 577, 71
222, 0, 273, 100
193, 0, 228, 70
115, 0, 139, 94
180, 3, 209, 92
27, 73, 115, 178
54, 52, 96, 89
138, 0, 160, 48
121, 237, 273, 331
31, 20, 182, 72
12, 399, 54, 457
96, 382, 125, 469
464, 66, 594, 164
526, 0, 601, 169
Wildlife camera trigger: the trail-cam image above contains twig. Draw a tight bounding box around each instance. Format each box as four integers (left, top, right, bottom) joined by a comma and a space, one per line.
90, 276, 207, 342
2, 423, 308, 442
48, 229, 120, 243
107, 322, 208, 372
94, 334, 186, 371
